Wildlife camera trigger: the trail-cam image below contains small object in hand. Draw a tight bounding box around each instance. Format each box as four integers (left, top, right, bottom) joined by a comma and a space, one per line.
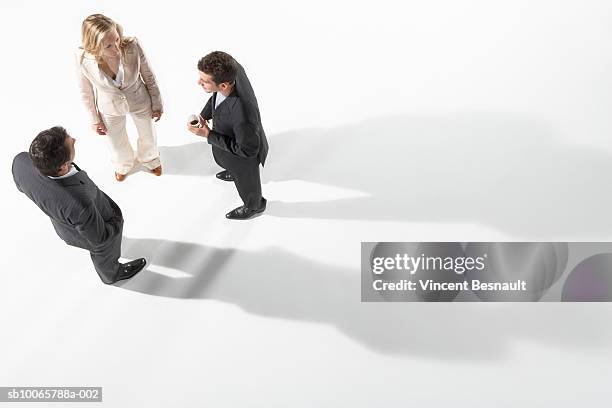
188, 114, 201, 128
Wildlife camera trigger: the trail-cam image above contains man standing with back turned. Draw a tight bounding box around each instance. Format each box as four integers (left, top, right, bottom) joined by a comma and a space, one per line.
12, 126, 147, 284
188, 51, 269, 220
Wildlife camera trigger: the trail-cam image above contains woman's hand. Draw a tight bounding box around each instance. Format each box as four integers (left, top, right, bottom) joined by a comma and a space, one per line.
92, 121, 107, 135
152, 109, 163, 122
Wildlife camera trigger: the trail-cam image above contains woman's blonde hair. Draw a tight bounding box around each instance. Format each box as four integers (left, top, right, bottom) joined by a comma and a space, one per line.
80, 14, 132, 63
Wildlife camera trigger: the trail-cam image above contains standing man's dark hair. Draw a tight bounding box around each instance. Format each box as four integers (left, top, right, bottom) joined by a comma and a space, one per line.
29, 126, 71, 176
197, 51, 238, 85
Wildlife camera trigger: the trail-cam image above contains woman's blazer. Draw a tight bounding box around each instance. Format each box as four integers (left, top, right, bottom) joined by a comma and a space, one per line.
76, 37, 162, 124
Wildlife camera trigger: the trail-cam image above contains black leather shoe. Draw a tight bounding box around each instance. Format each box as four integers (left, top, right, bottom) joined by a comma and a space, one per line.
112, 258, 146, 283
225, 198, 266, 220
215, 170, 234, 182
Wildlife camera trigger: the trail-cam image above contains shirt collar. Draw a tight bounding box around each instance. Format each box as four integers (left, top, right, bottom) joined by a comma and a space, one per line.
48, 164, 79, 180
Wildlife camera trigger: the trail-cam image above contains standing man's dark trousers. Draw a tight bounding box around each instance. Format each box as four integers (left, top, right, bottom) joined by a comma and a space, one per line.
212, 146, 262, 209
89, 219, 123, 284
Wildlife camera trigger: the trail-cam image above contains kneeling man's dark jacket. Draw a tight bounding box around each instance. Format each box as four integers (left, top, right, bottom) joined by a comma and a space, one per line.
200, 64, 268, 209
200, 67, 268, 165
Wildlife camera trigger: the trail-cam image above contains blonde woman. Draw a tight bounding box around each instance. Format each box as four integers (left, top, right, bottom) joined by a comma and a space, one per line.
76, 14, 163, 181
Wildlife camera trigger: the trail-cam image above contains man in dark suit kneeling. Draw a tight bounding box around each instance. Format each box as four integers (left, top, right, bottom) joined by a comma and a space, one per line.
188, 51, 268, 220
12, 126, 146, 284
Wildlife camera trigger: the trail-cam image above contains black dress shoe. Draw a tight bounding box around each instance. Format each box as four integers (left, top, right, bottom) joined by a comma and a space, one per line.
215, 170, 234, 182
225, 198, 266, 220
112, 258, 146, 283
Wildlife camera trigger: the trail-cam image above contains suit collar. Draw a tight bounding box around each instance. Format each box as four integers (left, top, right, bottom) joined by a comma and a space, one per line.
78, 45, 135, 89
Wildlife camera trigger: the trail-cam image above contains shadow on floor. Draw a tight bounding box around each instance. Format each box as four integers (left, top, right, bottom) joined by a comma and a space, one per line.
119, 237, 612, 359
156, 112, 612, 238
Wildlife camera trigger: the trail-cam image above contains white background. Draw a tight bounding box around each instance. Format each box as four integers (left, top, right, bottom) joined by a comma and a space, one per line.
1, 0, 612, 406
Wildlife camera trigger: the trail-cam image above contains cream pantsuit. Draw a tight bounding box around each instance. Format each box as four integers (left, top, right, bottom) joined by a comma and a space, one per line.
76, 37, 163, 174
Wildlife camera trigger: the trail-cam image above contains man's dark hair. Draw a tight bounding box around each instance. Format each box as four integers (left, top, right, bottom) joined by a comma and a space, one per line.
197, 51, 238, 85
29, 126, 70, 176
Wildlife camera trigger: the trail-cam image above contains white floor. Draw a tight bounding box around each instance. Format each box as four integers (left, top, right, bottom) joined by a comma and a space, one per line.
2, 1, 612, 406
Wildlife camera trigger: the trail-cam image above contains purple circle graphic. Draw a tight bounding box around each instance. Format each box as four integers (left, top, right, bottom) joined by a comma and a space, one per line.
561, 253, 612, 302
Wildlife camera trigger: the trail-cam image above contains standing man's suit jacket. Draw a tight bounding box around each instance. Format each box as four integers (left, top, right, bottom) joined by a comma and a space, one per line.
76, 37, 163, 124
12, 152, 122, 250
200, 64, 269, 166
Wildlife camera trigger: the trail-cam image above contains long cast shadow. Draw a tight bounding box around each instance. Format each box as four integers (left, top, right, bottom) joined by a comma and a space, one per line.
156, 112, 612, 238
119, 237, 612, 360
262, 113, 612, 238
